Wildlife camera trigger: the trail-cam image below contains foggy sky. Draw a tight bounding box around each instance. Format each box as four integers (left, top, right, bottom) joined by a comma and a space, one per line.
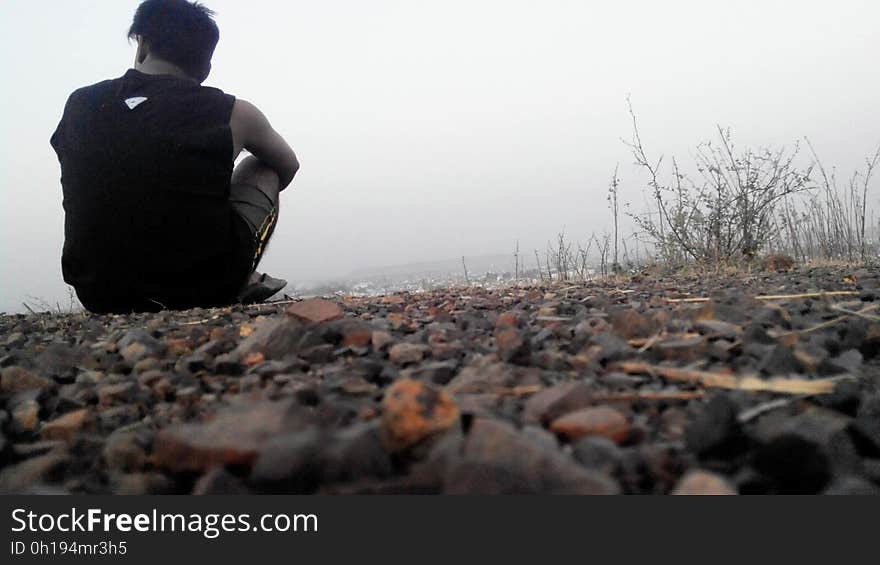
1, 0, 878, 313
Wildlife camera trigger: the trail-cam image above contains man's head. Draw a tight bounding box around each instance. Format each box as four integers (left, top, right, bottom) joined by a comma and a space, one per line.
129, 0, 219, 83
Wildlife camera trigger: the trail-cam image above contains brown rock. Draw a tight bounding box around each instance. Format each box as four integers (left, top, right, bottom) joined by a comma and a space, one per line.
286, 298, 344, 323
523, 381, 593, 425
97, 382, 136, 405
494, 329, 531, 364
235, 317, 305, 359
103, 433, 147, 471
1, 367, 52, 394
655, 336, 706, 362
112, 473, 175, 495
192, 467, 251, 495
381, 379, 459, 450
165, 338, 194, 356
388, 343, 430, 365
12, 400, 40, 434
400, 361, 459, 385
495, 311, 520, 329
0, 450, 69, 492
445, 361, 516, 394
343, 329, 373, 347
672, 470, 737, 495
423, 418, 618, 494
371, 330, 395, 351
610, 309, 657, 339
152, 399, 301, 473
120, 342, 150, 365
550, 406, 630, 444
695, 320, 743, 339
41, 409, 91, 442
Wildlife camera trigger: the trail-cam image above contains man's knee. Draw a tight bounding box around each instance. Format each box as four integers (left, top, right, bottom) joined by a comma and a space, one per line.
232, 155, 280, 200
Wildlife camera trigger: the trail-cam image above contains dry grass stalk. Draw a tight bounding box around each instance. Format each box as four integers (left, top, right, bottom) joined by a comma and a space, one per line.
611, 361, 839, 395
754, 290, 859, 301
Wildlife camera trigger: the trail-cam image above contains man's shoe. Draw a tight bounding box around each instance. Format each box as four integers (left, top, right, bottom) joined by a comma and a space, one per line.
238, 272, 287, 304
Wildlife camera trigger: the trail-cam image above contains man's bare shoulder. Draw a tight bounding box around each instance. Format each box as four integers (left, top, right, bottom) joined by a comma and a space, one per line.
230, 99, 269, 128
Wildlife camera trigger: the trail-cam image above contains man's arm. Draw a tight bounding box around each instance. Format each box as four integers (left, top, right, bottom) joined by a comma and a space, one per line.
230, 99, 299, 189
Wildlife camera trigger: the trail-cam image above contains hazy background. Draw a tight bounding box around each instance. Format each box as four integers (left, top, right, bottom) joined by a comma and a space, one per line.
1, 0, 878, 313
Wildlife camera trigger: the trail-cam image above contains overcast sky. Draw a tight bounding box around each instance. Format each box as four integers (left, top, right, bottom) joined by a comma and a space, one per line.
1, 0, 878, 313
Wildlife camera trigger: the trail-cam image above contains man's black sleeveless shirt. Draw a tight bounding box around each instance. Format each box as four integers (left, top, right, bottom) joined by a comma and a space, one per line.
51, 69, 249, 313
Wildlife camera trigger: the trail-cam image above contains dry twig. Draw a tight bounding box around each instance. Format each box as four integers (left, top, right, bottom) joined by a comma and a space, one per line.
754, 290, 859, 301
611, 361, 840, 395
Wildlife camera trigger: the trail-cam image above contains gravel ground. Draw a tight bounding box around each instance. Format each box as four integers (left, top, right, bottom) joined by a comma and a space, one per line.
1, 266, 879, 494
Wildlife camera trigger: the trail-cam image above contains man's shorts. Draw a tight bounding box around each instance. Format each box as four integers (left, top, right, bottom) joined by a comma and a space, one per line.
230, 182, 279, 272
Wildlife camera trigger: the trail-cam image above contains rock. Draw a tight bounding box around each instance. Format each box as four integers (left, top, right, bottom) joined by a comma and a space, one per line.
695, 320, 743, 339
40, 409, 91, 442
117, 329, 162, 365
574, 317, 607, 338
97, 405, 142, 430
213, 352, 243, 375
684, 394, 746, 458
494, 329, 531, 364
339, 323, 373, 348
112, 472, 175, 495
495, 311, 521, 329
371, 330, 395, 351
753, 434, 831, 494
445, 361, 516, 394
587, 333, 635, 363
400, 361, 459, 385
250, 428, 325, 492
103, 432, 147, 472
193, 467, 251, 495
0, 366, 52, 394
610, 309, 658, 339
550, 406, 631, 444
655, 336, 707, 362
850, 393, 880, 456
34, 343, 83, 382
571, 436, 623, 474
754, 406, 860, 474
235, 317, 305, 359
759, 344, 801, 375
819, 349, 863, 375
286, 298, 344, 323
153, 399, 305, 473
522, 381, 593, 425
671, 470, 737, 495
4, 332, 26, 348
388, 343, 430, 365
424, 418, 618, 494
823, 475, 880, 495
0, 450, 68, 492
381, 379, 458, 451
11, 399, 40, 435
323, 423, 394, 483
97, 382, 137, 405
659, 407, 689, 440
521, 425, 559, 451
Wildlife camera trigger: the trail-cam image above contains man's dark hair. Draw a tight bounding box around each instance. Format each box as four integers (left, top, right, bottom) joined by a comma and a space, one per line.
128, 0, 219, 80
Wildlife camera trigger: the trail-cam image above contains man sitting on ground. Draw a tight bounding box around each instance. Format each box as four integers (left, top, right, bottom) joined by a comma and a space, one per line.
51, 0, 298, 313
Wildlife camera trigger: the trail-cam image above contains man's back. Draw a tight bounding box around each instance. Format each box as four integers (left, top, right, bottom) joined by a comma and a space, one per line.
51, 69, 249, 312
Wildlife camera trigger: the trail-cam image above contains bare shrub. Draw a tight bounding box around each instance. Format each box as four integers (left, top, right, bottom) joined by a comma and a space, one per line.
624, 98, 814, 265
775, 141, 880, 262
